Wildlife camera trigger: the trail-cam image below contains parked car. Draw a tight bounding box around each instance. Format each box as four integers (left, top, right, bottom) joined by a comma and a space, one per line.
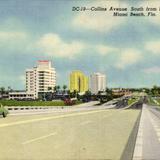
0, 104, 8, 118
64, 98, 76, 106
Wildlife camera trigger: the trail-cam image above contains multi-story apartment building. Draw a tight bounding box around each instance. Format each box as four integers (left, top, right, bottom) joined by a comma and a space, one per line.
26, 60, 56, 99
9, 60, 56, 100
69, 70, 88, 93
90, 73, 106, 94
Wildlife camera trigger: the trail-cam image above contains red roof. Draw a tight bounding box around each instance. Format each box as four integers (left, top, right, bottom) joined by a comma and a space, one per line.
38, 60, 49, 62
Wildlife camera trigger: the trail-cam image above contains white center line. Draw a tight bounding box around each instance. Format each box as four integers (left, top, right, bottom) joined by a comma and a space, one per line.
22, 132, 57, 145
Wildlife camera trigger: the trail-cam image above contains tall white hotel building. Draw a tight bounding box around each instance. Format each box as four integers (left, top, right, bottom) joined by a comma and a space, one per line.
9, 60, 56, 100
26, 60, 56, 99
90, 73, 106, 94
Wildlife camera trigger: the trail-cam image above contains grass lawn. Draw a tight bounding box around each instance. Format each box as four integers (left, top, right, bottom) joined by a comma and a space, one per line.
154, 98, 160, 106
128, 98, 138, 105
0, 100, 82, 106
147, 96, 160, 106
148, 97, 157, 105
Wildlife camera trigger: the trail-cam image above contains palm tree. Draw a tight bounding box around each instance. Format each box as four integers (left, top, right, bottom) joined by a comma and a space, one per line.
54, 86, 57, 93
63, 85, 67, 94
0, 87, 5, 93
0, 87, 5, 97
83, 90, 91, 101
73, 90, 77, 98
54, 85, 60, 94
106, 87, 112, 94
5, 86, 10, 94
57, 85, 60, 93
105, 87, 113, 100
151, 85, 160, 96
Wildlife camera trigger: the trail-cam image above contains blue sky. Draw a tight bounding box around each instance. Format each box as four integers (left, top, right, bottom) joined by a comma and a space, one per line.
1, 0, 160, 89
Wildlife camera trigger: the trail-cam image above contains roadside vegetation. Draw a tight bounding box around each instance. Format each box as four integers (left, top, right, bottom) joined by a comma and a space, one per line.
155, 99, 160, 105
143, 86, 160, 107
0, 100, 81, 106
2, 85, 160, 107
128, 97, 139, 105
147, 96, 157, 105
0, 105, 8, 117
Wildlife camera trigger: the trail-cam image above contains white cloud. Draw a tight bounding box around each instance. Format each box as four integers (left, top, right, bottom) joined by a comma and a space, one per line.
36, 33, 85, 58
145, 41, 160, 55
143, 66, 160, 74
95, 45, 117, 55
0, 31, 29, 52
0, 31, 27, 40
115, 49, 142, 69
72, 1, 127, 32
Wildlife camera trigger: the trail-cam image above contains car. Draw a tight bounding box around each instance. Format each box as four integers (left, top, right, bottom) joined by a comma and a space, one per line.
0, 104, 9, 118
64, 98, 76, 106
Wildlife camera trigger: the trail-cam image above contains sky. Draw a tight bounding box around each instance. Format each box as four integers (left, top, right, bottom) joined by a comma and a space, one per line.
1, 0, 160, 89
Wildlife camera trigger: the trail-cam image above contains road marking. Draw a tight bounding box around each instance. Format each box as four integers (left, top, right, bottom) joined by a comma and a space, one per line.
80, 121, 92, 126
22, 132, 57, 145
0, 109, 112, 128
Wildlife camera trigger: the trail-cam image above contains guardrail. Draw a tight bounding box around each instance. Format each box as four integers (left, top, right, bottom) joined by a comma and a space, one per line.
6, 106, 65, 111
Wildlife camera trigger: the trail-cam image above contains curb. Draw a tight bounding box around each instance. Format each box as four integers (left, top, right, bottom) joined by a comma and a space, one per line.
120, 109, 142, 160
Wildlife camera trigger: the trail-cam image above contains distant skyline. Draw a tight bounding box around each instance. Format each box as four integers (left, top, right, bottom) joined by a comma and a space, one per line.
1, 0, 160, 89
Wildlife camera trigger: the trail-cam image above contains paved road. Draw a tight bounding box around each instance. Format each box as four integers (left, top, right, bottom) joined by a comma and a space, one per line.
0, 105, 139, 160
133, 104, 160, 160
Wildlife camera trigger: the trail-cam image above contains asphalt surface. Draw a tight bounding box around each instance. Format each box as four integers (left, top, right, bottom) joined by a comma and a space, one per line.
0, 104, 140, 160
133, 104, 160, 160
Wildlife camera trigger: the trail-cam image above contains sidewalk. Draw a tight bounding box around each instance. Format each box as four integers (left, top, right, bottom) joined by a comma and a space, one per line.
133, 104, 160, 160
